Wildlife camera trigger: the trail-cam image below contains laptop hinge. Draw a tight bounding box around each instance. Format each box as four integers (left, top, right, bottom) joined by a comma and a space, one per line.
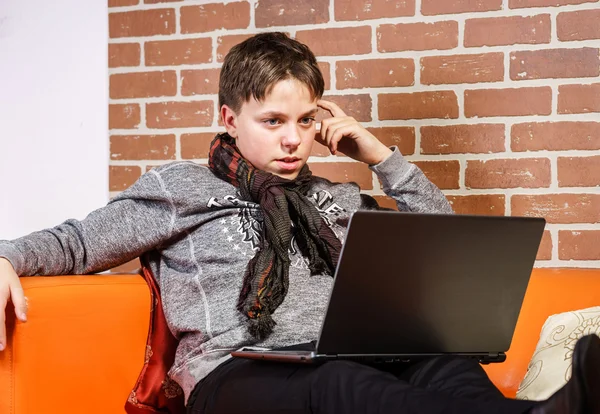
480, 352, 506, 364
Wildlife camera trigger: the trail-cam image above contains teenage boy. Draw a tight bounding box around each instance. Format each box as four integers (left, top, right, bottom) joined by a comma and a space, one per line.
0, 32, 598, 414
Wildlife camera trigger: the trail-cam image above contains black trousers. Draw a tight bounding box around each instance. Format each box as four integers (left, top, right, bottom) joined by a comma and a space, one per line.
187, 343, 538, 414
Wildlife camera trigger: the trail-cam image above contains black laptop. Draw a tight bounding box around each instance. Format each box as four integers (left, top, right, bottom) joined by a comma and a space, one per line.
231, 211, 546, 365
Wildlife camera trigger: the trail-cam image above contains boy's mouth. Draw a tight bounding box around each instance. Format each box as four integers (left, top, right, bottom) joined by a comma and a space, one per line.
276, 157, 302, 171
278, 157, 300, 162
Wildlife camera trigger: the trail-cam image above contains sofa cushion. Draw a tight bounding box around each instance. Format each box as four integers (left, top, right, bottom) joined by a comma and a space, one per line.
125, 265, 185, 413
516, 307, 600, 400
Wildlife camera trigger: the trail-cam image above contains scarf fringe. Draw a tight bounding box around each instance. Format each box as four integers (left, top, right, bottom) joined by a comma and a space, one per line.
247, 312, 277, 340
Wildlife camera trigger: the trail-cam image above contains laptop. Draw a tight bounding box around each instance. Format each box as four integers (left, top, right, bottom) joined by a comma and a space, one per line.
231, 211, 546, 365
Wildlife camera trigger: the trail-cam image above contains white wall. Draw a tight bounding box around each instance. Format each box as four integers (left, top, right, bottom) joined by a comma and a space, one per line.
0, 1, 108, 240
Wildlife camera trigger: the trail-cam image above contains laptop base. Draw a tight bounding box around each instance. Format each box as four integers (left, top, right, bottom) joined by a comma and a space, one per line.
231, 349, 506, 365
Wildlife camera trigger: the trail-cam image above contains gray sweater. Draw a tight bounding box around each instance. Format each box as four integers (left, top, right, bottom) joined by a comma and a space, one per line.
0, 147, 452, 402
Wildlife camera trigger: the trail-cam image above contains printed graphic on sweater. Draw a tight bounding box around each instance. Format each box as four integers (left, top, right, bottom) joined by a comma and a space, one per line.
207, 190, 346, 266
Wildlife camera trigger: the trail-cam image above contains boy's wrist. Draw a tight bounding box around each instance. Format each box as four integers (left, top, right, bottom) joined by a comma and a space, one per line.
368, 146, 394, 166
0, 257, 14, 269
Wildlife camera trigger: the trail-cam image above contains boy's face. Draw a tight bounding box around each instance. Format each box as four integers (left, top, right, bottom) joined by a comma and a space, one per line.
221, 79, 318, 180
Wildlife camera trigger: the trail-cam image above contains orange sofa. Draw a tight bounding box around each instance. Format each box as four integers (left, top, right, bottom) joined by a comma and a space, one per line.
1, 268, 599, 413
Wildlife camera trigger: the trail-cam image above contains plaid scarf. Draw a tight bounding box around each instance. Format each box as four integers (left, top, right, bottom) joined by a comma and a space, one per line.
208, 132, 342, 339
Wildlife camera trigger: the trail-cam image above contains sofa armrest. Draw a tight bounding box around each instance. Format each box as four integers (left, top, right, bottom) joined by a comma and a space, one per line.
0, 274, 151, 414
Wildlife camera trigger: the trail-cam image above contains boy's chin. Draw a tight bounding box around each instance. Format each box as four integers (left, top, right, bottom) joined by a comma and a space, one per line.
266, 166, 303, 180
271, 170, 301, 180
267, 161, 306, 180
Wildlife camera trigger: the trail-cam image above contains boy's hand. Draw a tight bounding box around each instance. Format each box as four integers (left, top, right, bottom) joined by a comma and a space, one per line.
317, 100, 393, 166
0, 258, 27, 351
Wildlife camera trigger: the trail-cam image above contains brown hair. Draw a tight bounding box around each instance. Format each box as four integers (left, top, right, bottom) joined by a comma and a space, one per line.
219, 32, 325, 114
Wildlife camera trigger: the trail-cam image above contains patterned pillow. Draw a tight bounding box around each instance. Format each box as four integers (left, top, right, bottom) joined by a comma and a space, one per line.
125, 263, 186, 413
516, 306, 600, 400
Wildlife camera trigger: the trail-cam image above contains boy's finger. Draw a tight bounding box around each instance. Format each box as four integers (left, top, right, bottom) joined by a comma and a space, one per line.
329, 123, 354, 154
11, 285, 27, 322
0, 296, 7, 351
325, 120, 352, 154
317, 100, 347, 118
320, 117, 347, 149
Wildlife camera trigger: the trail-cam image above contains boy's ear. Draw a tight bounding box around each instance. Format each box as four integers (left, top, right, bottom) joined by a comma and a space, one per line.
220, 105, 238, 138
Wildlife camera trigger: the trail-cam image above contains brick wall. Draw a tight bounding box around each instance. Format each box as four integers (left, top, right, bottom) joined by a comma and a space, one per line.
108, 0, 600, 269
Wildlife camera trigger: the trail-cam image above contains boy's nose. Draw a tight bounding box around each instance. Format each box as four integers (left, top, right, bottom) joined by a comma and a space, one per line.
281, 125, 302, 148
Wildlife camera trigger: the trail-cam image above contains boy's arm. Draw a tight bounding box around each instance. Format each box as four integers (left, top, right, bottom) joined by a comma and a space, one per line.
369, 147, 453, 214
0, 169, 177, 276
316, 100, 452, 214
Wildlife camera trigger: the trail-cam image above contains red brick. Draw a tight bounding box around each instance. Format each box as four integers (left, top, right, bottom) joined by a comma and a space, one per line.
512, 122, 600, 151
559, 230, 600, 260
145, 38, 212, 66
310, 138, 335, 157
511, 194, 600, 224
413, 161, 460, 190
335, 0, 415, 20
318, 62, 331, 90
558, 156, 600, 187
317, 94, 372, 122
422, 0, 502, 15
509, 0, 598, 8
181, 2, 251, 34
558, 9, 600, 41
373, 195, 399, 211
465, 15, 551, 47
217, 34, 254, 63
110, 71, 176, 99
109, 104, 141, 129
336, 58, 414, 89
109, 0, 138, 6
296, 27, 372, 56
536, 230, 552, 261
421, 53, 504, 85
109, 9, 175, 38
421, 124, 505, 154
181, 133, 218, 159
110, 135, 176, 160
378, 21, 458, 52
256, 0, 329, 27
181, 69, 220, 96
308, 162, 374, 189
379, 91, 459, 120
367, 127, 416, 156
146, 101, 213, 129
465, 87, 552, 118
145, 0, 183, 3
109, 166, 142, 191
466, 158, 551, 189
558, 83, 600, 114
108, 43, 140, 68
446, 194, 506, 216
510, 48, 599, 80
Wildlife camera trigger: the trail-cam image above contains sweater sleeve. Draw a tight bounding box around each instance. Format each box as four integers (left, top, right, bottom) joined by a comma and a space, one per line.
0, 169, 178, 276
368, 146, 454, 214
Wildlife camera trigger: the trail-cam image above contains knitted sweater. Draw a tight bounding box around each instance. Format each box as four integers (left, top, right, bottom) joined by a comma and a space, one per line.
0, 147, 452, 402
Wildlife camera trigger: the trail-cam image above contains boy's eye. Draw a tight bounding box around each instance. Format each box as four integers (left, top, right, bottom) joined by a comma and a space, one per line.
265, 119, 281, 126
300, 117, 315, 125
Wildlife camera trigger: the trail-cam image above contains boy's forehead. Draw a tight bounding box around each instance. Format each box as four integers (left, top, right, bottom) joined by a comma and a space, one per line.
240, 80, 318, 116
244, 100, 318, 117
